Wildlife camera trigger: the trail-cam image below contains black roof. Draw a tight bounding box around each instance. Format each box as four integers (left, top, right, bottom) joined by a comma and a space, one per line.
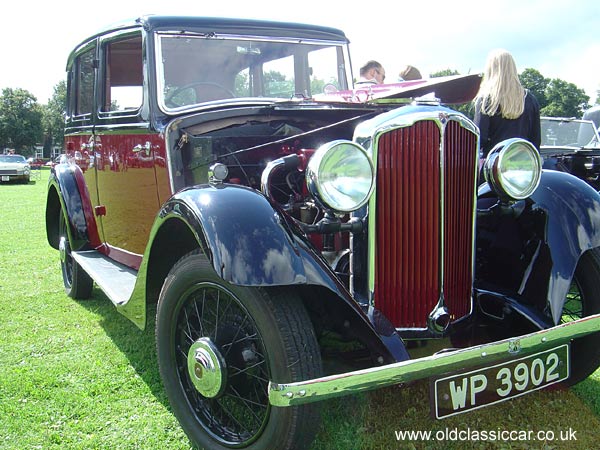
73, 15, 348, 50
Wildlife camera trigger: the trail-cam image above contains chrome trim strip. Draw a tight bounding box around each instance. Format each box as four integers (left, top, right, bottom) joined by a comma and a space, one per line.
269, 312, 600, 407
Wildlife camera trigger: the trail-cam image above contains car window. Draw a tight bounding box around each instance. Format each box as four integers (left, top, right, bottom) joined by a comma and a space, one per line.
101, 34, 143, 112
76, 49, 96, 116
541, 119, 600, 147
156, 33, 349, 110
0, 155, 26, 163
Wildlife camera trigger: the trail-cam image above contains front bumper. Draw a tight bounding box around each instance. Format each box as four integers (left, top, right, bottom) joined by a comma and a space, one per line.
0, 170, 30, 181
268, 313, 600, 407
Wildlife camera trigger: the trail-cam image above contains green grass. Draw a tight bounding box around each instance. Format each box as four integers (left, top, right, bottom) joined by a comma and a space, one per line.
1, 171, 600, 449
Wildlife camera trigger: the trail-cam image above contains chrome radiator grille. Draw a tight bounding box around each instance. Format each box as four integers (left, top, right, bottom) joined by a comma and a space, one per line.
372, 117, 478, 329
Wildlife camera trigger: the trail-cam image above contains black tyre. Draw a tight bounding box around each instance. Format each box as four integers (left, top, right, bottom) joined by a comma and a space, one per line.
562, 248, 600, 385
156, 251, 322, 450
58, 211, 93, 299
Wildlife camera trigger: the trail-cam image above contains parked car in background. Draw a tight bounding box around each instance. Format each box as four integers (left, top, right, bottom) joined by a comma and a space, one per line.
0, 154, 30, 183
27, 157, 46, 169
541, 116, 600, 190
45, 16, 600, 450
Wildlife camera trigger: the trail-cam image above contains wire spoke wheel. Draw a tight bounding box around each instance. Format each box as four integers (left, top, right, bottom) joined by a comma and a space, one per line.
561, 281, 583, 323
559, 249, 600, 386
156, 251, 322, 450
176, 283, 269, 445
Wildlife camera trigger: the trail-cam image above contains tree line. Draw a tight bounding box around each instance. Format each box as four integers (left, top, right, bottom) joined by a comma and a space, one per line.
0, 81, 65, 157
1, 70, 597, 156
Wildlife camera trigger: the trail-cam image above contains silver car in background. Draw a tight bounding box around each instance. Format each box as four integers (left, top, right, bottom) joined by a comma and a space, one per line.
0, 154, 31, 183
541, 116, 600, 190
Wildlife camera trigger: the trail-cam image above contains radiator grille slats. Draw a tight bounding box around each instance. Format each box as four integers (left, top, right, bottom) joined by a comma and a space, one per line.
443, 120, 477, 320
373, 119, 477, 329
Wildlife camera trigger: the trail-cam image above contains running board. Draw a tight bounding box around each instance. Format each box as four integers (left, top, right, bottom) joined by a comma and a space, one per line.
71, 250, 137, 306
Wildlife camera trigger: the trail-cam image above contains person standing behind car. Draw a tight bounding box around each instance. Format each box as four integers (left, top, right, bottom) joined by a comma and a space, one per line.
474, 49, 541, 158
356, 60, 386, 85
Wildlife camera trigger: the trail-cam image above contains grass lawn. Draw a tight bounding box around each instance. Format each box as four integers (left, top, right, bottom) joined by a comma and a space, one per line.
1, 169, 600, 449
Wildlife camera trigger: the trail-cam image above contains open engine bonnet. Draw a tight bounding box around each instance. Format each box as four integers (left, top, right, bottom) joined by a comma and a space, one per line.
165, 74, 482, 194
314, 73, 482, 105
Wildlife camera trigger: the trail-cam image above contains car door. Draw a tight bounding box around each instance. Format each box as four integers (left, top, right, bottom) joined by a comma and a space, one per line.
92, 31, 164, 268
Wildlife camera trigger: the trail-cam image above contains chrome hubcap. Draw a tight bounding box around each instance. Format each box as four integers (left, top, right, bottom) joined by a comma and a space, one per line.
187, 337, 227, 398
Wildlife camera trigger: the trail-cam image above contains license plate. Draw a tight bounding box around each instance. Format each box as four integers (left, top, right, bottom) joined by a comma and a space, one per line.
432, 344, 569, 419
1, 176, 9, 181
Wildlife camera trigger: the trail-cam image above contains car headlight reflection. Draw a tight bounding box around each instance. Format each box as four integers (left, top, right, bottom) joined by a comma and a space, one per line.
306, 140, 375, 212
484, 138, 542, 201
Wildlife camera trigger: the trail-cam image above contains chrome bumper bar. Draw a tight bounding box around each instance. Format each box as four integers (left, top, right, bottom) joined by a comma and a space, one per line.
269, 313, 600, 407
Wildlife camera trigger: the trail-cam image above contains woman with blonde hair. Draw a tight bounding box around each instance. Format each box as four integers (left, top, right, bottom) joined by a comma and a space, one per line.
474, 49, 540, 157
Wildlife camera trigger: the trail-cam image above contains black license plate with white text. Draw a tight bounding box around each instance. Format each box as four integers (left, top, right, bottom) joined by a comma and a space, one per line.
432, 344, 569, 419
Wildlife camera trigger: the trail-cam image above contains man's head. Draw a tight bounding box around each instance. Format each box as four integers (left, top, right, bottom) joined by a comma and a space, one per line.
359, 60, 385, 84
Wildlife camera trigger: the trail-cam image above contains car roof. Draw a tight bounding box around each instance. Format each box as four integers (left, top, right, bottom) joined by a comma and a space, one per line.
67, 15, 349, 71
69, 15, 348, 54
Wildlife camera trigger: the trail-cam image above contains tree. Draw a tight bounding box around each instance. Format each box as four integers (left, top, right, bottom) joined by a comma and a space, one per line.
0, 88, 43, 155
430, 69, 460, 78
541, 78, 590, 118
42, 80, 67, 157
519, 68, 548, 110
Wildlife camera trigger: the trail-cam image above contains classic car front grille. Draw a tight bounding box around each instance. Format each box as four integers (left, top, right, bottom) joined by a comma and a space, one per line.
0, 170, 19, 175
373, 118, 478, 329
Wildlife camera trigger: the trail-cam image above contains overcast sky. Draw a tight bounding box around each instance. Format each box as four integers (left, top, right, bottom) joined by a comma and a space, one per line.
2, 0, 599, 105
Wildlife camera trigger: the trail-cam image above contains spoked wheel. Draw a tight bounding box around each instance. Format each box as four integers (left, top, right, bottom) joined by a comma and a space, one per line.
156, 251, 322, 450
561, 248, 600, 386
58, 211, 93, 299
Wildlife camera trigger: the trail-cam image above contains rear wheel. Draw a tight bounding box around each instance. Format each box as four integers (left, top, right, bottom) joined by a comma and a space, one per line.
156, 251, 322, 450
561, 248, 600, 385
58, 211, 93, 299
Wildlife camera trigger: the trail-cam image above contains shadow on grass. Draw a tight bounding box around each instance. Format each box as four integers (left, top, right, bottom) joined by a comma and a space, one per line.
76, 288, 169, 407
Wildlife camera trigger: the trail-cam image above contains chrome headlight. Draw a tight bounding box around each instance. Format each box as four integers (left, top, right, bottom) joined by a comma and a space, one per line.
483, 138, 542, 200
306, 140, 375, 212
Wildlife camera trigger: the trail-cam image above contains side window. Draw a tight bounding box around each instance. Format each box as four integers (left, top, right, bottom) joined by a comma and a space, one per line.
76, 49, 95, 115
102, 35, 143, 112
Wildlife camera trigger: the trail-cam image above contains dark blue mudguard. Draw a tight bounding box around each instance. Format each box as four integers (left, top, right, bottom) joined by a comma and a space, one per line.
478, 170, 600, 325
530, 171, 600, 323
46, 164, 95, 251
135, 183, 409, 362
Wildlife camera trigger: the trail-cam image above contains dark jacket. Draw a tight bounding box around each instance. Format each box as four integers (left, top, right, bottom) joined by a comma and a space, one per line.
475, 90, 541, 157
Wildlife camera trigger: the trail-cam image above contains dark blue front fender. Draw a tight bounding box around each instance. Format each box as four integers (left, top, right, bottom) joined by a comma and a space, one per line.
161, 183, 308, 286
478, 170, 600, 325
133, 183, 408, 362
530, 170, 600, 322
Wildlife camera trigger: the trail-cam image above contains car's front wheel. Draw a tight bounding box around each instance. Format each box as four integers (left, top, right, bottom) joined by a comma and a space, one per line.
156, 251, 322, 450
562, 248, 600, 385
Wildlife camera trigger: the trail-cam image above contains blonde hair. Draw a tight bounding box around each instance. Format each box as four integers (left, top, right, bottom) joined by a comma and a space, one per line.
476, 49, 525, 119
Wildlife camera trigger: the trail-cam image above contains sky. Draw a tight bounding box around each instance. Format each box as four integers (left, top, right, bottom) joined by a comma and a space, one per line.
2, 0, 599, 105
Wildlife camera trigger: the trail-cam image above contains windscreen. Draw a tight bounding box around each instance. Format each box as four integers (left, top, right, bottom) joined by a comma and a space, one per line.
156, 33, 350, 111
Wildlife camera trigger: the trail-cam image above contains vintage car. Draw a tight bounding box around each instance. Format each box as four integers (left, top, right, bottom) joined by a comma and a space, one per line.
45, 16, 600, 450
540, 116, 600, 190
0, 154, 31, 183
